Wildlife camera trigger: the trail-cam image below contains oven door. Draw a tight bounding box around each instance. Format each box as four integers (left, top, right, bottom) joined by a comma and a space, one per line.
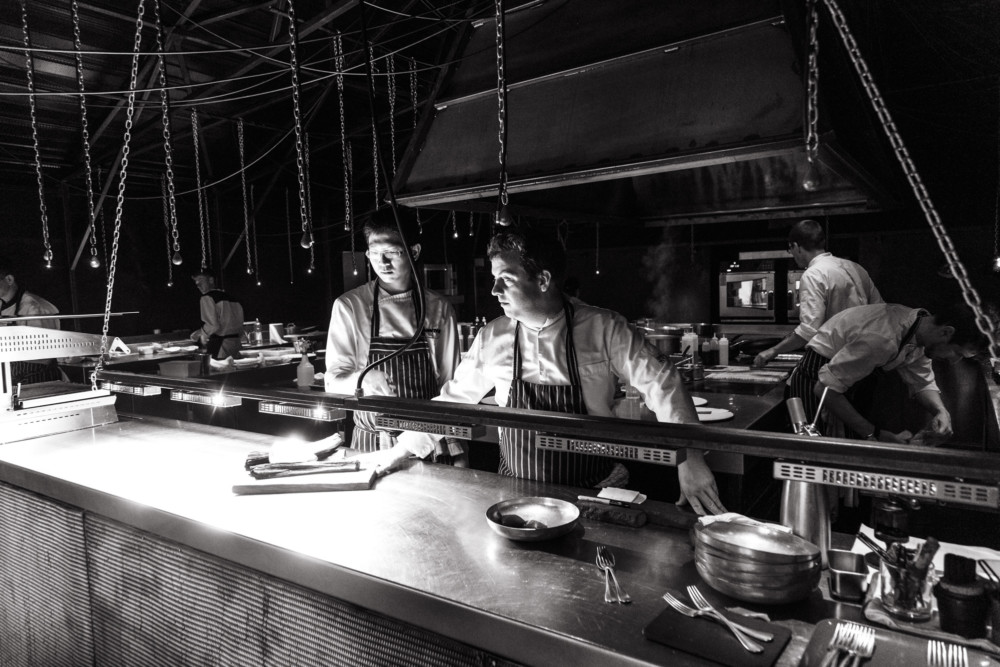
718, 271, 775, 320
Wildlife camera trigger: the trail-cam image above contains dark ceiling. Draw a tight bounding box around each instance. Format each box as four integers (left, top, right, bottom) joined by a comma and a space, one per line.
0, 0, 997, 308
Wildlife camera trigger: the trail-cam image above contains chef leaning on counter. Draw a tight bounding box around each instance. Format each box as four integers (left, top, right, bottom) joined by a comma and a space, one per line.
324, 208, 464, 463
0, 253, 60, 329
357, 225, 726, 516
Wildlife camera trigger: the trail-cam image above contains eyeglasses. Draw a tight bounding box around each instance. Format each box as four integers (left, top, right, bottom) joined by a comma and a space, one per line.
365, 248, 405, 261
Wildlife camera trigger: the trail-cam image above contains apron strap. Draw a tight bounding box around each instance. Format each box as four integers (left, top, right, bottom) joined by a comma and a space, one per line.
511, 299, 582, 386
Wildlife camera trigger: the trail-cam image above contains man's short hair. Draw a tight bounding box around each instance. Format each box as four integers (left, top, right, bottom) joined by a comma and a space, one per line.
932, 303, 990, 351
788, 219, 826, 252
487, 227, 567, 283
0, 254, 13, 279
191, 266, 217, 281
362, 206, 420, 247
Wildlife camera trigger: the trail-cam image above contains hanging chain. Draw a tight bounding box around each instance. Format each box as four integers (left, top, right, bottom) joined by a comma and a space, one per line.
387, 53, 397, 176
494, 0, 509, 210
334, 32, 351, 232
370, 45, 380, 209
805, 0, 820, 164
284, 188, 294, 284
72, 0, 100, 269
96, 166, 109, 271
93, 0, 145, 389
191, 109, 209, 268
304, 131, 315, 273
595, 222, 600, 275
347, 141, 358, 275
286, 0, 311, 246
251, 183, 260, 283
237, 118, 252, 274
468, 211, 475, 237
410, 57, 422, 234
162, 175, 173, 285
450, 210, 458, 238
821, 0, 1000, 360
995, 80, 999, 267
20, 0, 53, 267
152, 0, 181, 263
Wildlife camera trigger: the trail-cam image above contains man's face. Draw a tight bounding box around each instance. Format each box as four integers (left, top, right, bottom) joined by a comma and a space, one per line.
925, 341, 979, 364
0, 274, 16, 302
490, 250, 546, 324
788, 242, 808, 269
365, 232, 414, 290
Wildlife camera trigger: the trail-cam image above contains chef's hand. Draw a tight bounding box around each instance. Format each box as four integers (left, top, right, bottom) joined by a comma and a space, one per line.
361, 369, 396, 397
676, 450, 726, 516
927, 410, 953, 438
752, 348, 776, 368
876, 430, 910, 444
353, 446, 411, 476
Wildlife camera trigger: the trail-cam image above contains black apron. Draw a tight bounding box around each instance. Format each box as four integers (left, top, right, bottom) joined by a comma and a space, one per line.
787, 310, 926, 436
498, 301, 614, 486
352, 283, 438, 452
207, 333, 240, 359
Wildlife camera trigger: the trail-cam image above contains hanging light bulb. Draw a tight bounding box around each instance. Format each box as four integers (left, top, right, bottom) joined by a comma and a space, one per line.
256, 280, 262, 286
993, 255, 1000, 273
43, 248, 54, 266
300, 231, 314, 248
495, 204, 513, 227
802, 159, 821, 192
89, 254, 101, 269
247, 267, 253, 275
171, 250, 183, 266
167, 280, 173, 287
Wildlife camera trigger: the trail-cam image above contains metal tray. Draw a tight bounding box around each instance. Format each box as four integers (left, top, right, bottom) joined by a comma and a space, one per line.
486, 497, 579, 542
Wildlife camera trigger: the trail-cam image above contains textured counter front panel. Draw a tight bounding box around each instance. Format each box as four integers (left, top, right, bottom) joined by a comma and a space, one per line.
0, 482, 94, 667
85, 515, 519, 667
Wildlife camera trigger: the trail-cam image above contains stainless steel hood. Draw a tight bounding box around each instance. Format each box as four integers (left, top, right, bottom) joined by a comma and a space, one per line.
393, 0, 900, 224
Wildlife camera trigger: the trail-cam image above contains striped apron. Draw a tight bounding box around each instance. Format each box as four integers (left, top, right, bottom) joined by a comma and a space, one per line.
352, 284, 437, 453
498, 301, 614, 487
787, 311, 925, 436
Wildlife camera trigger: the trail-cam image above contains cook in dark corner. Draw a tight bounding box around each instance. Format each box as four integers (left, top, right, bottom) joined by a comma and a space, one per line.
190, 267, 245, 360
355, 225, 726, 516
324, 207, 464, 464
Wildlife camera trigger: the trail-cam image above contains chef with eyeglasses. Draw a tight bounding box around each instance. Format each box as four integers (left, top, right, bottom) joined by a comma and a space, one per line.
324, 207, 465, 464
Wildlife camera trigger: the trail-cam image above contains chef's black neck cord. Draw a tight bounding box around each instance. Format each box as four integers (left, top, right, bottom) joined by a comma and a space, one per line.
354, 0, 426, 397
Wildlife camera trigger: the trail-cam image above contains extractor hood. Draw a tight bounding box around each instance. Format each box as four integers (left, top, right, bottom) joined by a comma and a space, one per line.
393, 0, 901, 225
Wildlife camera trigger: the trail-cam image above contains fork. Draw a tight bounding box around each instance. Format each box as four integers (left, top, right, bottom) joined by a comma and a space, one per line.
686, 585, 774, 644
661, 592, 773, 642
597, 546, 631, 603
928, 640, 969, 667
841, 623, 875, 667
666, 588, 763, 653
595, 547, 619, 603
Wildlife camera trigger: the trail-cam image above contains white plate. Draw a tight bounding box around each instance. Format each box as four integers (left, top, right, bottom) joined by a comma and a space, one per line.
697, 408, 734, 422
179, 345, 198, 352
160, 346, 181, 353
690, 396, 708, 406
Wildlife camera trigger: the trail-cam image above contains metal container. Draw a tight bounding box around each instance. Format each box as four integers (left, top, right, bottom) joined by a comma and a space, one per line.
485, 497, 579, 542
827, 549, 869, 602
644, 333, 681, 355
780, 480, 831, 568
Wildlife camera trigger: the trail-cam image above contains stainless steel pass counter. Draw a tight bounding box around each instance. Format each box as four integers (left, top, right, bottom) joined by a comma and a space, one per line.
0, 415, 840, 666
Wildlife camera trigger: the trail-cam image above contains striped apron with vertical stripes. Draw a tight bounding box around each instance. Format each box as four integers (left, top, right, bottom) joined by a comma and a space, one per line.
786, 310, 925, 436
352, 284, 437, 453
497, 301, 614, 487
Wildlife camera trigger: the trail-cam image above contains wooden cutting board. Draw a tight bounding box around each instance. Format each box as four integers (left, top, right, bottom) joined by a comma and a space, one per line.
232, 469, 377, 495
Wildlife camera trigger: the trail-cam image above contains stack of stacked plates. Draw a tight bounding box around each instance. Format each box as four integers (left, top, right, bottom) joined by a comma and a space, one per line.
693, 519, 821, 604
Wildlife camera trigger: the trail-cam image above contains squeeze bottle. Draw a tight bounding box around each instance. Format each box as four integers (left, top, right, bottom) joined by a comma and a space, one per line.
718, 334, 729, 366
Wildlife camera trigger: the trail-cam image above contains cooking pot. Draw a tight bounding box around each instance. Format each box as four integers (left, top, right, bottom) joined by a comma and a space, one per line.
644, 333, 681, 355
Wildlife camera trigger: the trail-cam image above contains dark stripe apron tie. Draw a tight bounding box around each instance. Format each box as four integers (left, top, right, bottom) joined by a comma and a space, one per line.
352, 283, 437, 452
497, 300, 613, 487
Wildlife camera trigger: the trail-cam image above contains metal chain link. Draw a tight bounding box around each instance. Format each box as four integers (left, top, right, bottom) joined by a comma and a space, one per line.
96, 166, 109, 271
595, 221, 600, 275
410, 56, 422, 234
805, 0, 820, 163
93, 0, 145, 389
251, 182, 260, 283
71, 0, 100, 269
284, 188, 294, 284
494, 0, 509, 209
285, 0, 311, 246
162, 175, 172, 286
347, 141, 358, 275
388, 53, 397, 176
821, 0, 1000, 360
190, 109, 208, 269
20, 0, 53, 267
237, 118, 252, 274
370, 45, 380, 209
334, 33, 351, 232
304, 131, 315, 273
152, 0, 181, 263
469, 210, 474, 237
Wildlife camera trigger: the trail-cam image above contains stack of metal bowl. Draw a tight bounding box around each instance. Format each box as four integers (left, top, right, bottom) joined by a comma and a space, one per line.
693, 519, 822, 604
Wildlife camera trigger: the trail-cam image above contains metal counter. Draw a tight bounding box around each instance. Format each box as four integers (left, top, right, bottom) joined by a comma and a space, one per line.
0, 415, 853, 666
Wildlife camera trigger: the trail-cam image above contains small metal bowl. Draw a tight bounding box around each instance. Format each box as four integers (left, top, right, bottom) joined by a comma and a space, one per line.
486, 497, 579, 542
827, 549, 869, 602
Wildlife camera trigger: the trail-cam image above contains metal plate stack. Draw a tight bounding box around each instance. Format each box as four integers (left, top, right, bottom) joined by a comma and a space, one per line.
693, 519, 822, 604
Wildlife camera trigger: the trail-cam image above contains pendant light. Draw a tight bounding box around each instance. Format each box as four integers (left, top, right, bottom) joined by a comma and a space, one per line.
802, 0, 821, 192
493, 0, 512, 226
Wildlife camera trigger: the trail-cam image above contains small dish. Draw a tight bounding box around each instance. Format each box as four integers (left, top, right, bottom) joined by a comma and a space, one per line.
486, 497, 579, 542
179, 345, 198, 352
136, 345, 156, 355
161, 346, 181, 353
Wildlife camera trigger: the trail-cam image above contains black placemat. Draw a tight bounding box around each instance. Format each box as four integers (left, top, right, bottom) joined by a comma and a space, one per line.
643, 602, 792, 667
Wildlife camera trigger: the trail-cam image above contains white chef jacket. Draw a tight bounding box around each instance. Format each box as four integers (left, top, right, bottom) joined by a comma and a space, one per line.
398, 302, 699, 458
794, 253, 882, 342
0, 288, 60, 329
324, 281, 459, 395
806, 304, 937, 396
